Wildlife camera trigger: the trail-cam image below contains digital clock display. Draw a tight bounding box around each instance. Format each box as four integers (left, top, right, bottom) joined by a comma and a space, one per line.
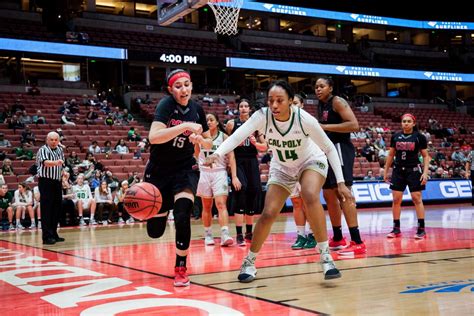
160, 53, 197, 64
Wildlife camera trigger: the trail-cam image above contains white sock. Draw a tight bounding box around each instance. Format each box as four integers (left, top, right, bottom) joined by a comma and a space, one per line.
296, 225, 305, 236
317, 241, 330, 255
247, 250, 258, 263
307, 227, 313, 235
221, 226, 229, 232
204, 226, 212, 235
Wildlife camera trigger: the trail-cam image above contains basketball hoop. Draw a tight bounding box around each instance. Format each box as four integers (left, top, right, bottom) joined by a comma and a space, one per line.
208, 0, 243, 36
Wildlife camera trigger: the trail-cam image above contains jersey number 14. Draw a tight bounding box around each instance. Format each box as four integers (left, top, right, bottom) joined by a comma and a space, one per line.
276, 149, 298, 162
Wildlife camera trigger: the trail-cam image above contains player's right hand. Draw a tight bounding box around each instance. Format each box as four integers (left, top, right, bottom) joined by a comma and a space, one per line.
185, 123, 203, 135
203, 153, 219, 167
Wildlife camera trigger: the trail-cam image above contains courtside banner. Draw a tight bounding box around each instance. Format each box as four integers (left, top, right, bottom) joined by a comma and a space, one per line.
286, 179, 471, 206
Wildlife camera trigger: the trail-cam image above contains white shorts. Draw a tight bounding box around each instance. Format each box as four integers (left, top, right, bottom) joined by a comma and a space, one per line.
268, 158, 328, 195
197, 169, 229, 198
75, 198, 91, 210
289, 182, 301, 198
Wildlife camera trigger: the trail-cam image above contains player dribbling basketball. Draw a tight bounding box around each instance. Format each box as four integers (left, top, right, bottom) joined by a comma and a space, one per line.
145, 69, 212, 287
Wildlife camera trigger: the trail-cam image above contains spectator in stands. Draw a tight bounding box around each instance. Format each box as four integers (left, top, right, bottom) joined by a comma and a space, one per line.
115, 139, 129, 154
27, 84, 40, 96
432, 167, 446, 179
361, 138, 376, 162
100, 101, 111, 115
8, 115, 25, 130
15, 143, 34, 160
433, 150, 446, 163
32, 110, 46, 125
66, 151, 81, 170
114, 180, 134, 224
21, 126, 36, 147
89, 169, 102, 191
144, 94, 152, 104
451, 147, 467, 166
85, 106, 99, 124
420, 128, 431, 142
81, 94, 90, 107
133, 147, 142, 160
94, 180, 114, 225
19, 110, 32, 125
458, 123, 468, 135
441, 137, 452, 148
56, 128, 66, 142
69, 166, 80, 183
217, 95, 227, 105
0, 105, 11, 124
12, 182, 34, 229
119, 108, 134, 125
0, 133, 12, 150
128, 171, 141, 186
127, 127, 141, 142
378, 146, 389, 166
88, 141, 101, 154
2, 158, 15, 176
137, 137, 150, 152
61, 110, 76, 126
459, 139, 471, 152
0, 184, 14, 230
427, 141, 436, 153
111, 107, 121, 122
373, 133, 386, 152
363, 170, 376, 181
353, 127, 369, 139
383, 122, 391, 134
202, 93, 214, 105
11, 99, 25, 113
376, 168, 384, 180
103, 170, 120, 192
102, 140, 113, 155
375, 123, 384, 134
73, 174, 97, 226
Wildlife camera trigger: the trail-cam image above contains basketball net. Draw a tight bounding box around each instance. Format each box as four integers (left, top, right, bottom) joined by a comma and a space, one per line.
208, 0, 243, 36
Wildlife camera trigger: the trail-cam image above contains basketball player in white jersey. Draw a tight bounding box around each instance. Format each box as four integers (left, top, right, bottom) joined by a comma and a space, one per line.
72, 174, 96, 226
205, 80, 354, 282
196, 113, 237, 247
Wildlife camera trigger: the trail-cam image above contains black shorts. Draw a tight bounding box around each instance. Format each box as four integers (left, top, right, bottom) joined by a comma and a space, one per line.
390, 165, 425, 192
233, 157, 261, 191
144, 161, 199, 213
323, 142, 355, 189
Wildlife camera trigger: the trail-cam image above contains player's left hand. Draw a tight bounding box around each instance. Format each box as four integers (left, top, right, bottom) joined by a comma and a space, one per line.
336, 183, 355, 205
420, 172, 429, 185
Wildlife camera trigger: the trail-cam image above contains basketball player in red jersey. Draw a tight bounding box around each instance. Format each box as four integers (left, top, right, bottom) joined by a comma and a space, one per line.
145, 69, 212, 287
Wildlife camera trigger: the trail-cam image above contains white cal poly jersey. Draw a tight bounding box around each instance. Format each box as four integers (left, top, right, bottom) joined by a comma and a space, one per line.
198, 130, 227, 171
264, 106, 326, 169
72, 184, 93, 201
215, 106, 345, 183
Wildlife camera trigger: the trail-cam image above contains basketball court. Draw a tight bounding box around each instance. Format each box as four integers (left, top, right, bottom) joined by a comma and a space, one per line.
1, 205, 472, 314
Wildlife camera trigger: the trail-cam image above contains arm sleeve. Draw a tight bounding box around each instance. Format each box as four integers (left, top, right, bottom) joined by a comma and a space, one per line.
215, 109, 266, 157
301, 111, 345, 183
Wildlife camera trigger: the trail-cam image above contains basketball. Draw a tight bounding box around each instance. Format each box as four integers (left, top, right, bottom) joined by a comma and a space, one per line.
124, 182, 162, 221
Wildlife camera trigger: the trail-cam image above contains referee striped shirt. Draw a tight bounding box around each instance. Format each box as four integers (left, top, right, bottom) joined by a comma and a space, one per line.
36, 145, 64, 181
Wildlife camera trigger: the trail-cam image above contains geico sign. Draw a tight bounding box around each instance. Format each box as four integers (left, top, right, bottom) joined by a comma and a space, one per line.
439, 180, 471, 198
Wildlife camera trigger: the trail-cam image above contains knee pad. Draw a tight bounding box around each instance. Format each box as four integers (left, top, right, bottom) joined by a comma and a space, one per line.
146, 216, 167, 238
173, 198, 193, 250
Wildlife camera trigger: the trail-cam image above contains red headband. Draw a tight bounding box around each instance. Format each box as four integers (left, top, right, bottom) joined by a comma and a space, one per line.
168, 71, 190, 87
401, 113, 416, 122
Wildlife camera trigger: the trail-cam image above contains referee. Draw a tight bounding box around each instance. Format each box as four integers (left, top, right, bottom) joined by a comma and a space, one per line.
36, 131, 65, 245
